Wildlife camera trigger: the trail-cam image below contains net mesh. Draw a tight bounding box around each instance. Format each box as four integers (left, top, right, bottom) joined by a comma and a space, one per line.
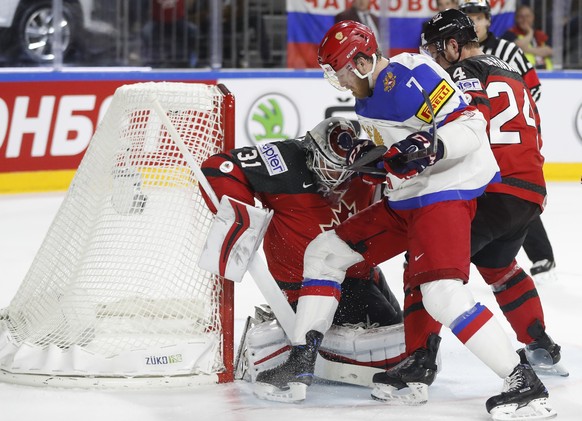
0, 82, 232, 384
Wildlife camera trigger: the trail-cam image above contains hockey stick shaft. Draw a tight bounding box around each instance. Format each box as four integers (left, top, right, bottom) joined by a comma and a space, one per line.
150, 96, 296, 338
346, 145, 387, 171
349, 89, 438, 172
397, 89, 438, 163
424, 89, 439, 155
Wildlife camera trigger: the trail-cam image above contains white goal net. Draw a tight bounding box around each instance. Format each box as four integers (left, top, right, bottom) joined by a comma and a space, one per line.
0, 82, 235, 388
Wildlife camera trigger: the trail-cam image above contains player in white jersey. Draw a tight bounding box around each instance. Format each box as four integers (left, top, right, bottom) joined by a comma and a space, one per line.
252, 19, 553, 420
350, 52, 497, 207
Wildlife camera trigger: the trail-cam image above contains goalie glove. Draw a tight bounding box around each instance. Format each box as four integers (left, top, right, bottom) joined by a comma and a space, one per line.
198, 196, 273, 283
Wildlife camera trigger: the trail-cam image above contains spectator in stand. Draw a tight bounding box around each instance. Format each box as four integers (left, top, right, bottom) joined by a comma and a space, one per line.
502, 4, 553, 70
459, 0, 541, 100
335, 0, 379, 40
142, 0, 198, 67
437, 0, 459, 10
191, 0, 272, 67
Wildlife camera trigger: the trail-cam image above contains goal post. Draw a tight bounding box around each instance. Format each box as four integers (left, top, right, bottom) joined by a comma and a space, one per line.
0, 82, 236, 388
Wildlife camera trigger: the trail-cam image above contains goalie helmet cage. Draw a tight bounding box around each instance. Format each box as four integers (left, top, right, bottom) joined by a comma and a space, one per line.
0, 82, 235, 388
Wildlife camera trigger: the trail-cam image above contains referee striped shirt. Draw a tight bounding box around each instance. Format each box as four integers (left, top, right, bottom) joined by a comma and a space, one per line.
481, 32, 542, 102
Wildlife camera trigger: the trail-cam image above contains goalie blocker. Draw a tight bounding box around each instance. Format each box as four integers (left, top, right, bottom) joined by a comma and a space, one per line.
198, 195, 273, 283
236, 306, 406, 387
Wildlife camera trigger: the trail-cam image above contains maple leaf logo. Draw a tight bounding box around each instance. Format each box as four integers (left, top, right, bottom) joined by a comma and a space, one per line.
319, 200, 358, 232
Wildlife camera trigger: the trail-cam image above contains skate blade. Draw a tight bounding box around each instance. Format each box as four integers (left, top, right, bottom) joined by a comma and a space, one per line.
490, 398, 557, 420
532, 270, 557, 285
253, 382, 307, 403
532, 362, 569, 377
371, 382, 428, 406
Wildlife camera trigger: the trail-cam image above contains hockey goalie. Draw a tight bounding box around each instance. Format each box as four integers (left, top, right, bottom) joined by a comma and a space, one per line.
198, 117, 406, 390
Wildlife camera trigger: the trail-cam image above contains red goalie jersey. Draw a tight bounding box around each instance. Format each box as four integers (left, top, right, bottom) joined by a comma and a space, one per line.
200, 139, 377, 304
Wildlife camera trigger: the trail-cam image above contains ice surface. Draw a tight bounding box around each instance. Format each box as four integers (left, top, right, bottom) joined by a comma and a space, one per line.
1, 182, 580, 421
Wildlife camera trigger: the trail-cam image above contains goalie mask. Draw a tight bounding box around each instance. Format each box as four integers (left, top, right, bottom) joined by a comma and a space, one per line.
421, 9, 478, 61
304, 117, 357, 197
318, 20, 379, 91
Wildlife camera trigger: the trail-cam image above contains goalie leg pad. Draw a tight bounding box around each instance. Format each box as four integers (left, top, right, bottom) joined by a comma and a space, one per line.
319, 324, 406, 368
245, 319, 291, 383
242, 316, 406, 387
316, 323, 406, 387
198, 195, 273, 282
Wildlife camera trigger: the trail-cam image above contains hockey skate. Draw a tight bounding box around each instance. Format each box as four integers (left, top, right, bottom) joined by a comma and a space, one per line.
518, 319, 568, 377
486, 364, 557, 421
253, 330, 323, 403
530, 259, 557, 284
371, 333, 440, 405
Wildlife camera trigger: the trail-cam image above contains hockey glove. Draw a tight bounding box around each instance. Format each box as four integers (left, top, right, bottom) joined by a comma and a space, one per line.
384, 131, 444, 180
346, 139, 386, 185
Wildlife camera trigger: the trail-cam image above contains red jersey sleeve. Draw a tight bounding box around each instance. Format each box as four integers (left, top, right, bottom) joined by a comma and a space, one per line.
200, 153, 255, 213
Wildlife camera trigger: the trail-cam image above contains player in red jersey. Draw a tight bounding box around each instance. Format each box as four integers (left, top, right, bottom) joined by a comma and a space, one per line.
459, 0, 556, 282
199, 117, 404, 382
377, 9, 567, 412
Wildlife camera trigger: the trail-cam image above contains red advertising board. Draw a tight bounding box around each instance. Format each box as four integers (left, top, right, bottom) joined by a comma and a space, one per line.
0, 80, 135, 173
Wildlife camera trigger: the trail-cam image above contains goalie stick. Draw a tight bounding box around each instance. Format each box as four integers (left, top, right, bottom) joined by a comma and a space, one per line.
149, 92, 296, 338
346, 145, 387, 174
347, 89, 438, 175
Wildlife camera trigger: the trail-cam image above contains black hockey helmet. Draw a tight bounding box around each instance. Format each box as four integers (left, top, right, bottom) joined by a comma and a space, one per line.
459, 0, 492, 20
421, 9, 478, 56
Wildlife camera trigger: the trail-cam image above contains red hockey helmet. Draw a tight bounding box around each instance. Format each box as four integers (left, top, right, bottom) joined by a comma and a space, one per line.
318, 20, 379, 90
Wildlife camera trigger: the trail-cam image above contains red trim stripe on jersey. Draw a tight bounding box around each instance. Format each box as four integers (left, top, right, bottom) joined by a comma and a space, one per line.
219, 199, 251, 277
451, 303, 494, 344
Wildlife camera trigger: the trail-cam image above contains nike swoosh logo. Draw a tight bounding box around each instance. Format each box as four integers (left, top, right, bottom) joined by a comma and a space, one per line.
303, 182, 314, 188
414, 253, 425, 261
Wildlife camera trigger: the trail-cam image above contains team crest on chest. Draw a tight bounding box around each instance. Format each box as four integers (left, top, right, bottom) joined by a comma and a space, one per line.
363, 125, 385, 146
383, 72, 396, 92
320, 200, 358, 231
